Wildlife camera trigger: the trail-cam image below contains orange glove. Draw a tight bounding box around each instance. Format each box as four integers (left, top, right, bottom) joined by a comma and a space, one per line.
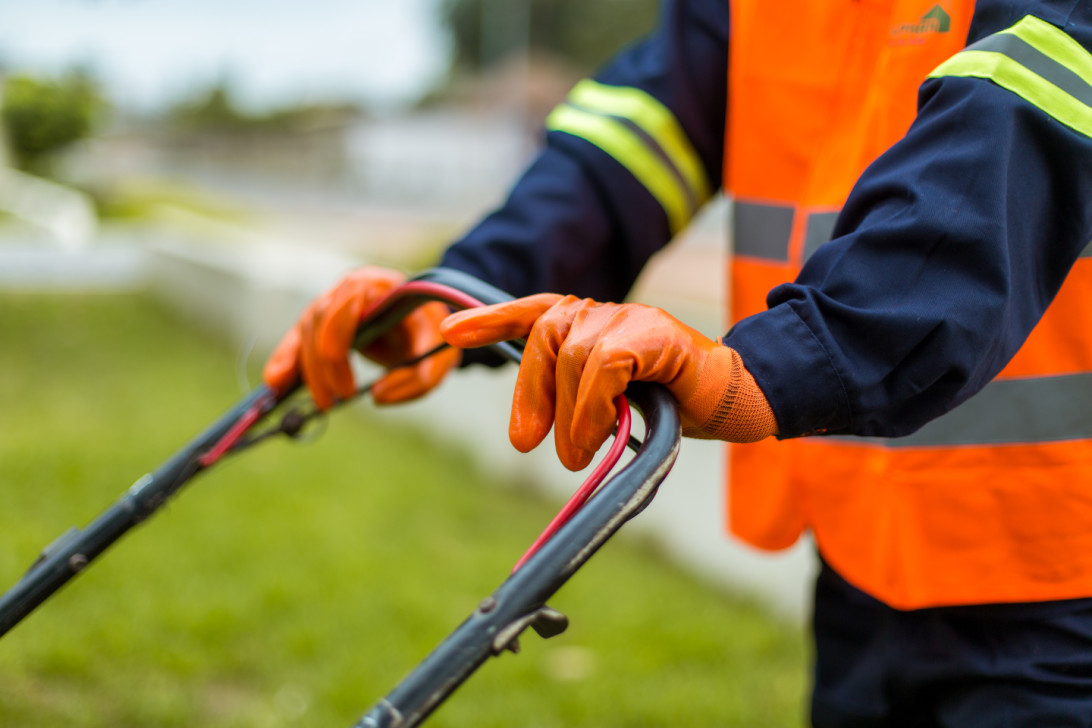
263, 266, 460, 409
440, 294, 778, 471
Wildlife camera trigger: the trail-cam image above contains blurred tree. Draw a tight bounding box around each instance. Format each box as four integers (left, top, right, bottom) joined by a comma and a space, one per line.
167, 79, 251, 133
442, 0, 660, 74
1, 71, 107, 174
166, 79, 362, 135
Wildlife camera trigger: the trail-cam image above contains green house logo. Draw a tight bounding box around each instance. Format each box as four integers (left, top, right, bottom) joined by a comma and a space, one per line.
891, 4, 951, 42
921, 5, 952, 32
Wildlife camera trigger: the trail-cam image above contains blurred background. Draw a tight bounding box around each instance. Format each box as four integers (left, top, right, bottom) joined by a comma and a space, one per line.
0, 0, 665, 267
0, 1, 813, 725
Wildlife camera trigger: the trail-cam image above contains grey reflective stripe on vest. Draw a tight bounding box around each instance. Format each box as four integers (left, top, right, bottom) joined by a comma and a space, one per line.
966, 32, 1092, 108
858, 371, 1092, 448
803, 211, 840, 262
740, 210, 1091, 263
733, 202, 794, 261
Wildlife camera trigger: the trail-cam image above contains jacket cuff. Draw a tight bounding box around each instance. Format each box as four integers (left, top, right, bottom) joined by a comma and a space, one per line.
723, 302, 852, 439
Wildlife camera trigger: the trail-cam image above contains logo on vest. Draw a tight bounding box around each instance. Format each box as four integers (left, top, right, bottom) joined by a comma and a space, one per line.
890, 5, 951, 44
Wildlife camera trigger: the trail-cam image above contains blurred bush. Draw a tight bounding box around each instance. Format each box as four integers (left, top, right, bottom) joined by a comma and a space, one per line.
166, 80, 362, 135
2, 71, 109, 175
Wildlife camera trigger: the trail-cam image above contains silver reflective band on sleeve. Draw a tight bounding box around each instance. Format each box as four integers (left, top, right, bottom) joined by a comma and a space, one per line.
860, 371, 1092, 448
965, 32, 1092, 107
733, 201, 794, 261
572, 106, 703, 215
929, 15, 1092, 139
545, 80, 711, 234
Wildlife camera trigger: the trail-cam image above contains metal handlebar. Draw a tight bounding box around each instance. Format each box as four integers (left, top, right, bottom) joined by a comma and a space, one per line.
0, 385, 277, 637
350, 268, 682, 728
0, 267, 682, 728
353, 380, 679, 728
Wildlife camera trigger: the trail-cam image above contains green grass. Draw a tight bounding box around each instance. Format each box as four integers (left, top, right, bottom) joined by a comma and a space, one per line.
91, 177, 255, 224
0, 294, 807, 727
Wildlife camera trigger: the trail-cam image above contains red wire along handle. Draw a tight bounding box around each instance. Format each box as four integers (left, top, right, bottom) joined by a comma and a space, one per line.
394, 281, 634, 572
199, 280, 633, 572
510, 397, 630, 572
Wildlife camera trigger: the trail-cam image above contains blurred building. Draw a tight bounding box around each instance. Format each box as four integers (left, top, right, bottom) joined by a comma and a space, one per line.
347, 52, 578, 210
63, 54, 579, 221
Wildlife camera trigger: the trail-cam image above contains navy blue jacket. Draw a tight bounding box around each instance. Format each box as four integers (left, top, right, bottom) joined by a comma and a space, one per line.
440, 0, 1092, 440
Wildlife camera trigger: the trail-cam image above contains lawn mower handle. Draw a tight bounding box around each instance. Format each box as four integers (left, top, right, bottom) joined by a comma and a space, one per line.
0, 267, 518, 638
0, 384, 277, 637
0, 266, 683, 728
352, 269, 682, 728
354, 381, 679, 728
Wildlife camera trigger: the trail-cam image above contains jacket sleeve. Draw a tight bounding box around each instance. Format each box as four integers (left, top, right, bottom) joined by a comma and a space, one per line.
439, 0, 729, 303
724, 1, 1092, 439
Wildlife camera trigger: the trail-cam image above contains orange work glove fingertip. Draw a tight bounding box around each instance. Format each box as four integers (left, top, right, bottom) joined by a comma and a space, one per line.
438, 311, 487, 348
263, 334, 301, 393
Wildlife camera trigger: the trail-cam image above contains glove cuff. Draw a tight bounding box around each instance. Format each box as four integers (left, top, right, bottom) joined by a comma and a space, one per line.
683, 346, 779, 442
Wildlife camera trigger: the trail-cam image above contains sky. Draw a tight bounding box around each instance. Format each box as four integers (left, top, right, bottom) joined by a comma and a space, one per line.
0, 0, 452, 113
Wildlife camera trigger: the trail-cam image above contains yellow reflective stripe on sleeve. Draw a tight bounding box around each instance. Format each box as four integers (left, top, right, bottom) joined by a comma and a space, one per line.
546, 104, 692, 233
567, 80, 713, 206
932, 51, 1092, 136
929, 15, 1092, 138
1006, 14, 1092, 83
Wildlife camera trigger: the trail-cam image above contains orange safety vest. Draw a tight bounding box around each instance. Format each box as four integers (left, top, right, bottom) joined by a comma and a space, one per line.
724, 1, 1092, 609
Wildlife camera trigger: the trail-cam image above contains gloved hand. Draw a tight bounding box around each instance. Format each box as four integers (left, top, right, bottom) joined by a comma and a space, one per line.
440, 294, 778, 471
263, 266, 460, 409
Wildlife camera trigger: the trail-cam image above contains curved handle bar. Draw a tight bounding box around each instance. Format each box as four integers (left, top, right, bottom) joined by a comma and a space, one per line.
353, 268, 526, 363
351, 268, 682, 728
0, 268, 526, 637
0, 267, 683, 728
354, 381, 679, 728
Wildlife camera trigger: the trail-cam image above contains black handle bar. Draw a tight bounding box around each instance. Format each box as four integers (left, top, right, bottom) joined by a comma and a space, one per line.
0, 267, 512, 638
0, 267, 682, 728
353, 379, 679, 728
0, 384, 277, 637
350, 269, 682, 728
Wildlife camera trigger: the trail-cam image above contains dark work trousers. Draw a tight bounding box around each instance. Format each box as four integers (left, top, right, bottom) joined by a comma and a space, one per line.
810, 558, 1092, 727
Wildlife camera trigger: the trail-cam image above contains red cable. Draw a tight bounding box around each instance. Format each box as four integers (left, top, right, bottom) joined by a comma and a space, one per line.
198, 393, 275, 468
197, 281, 477, 468
511, 396, 631, 573
395, 280, 636, 572
199, 279, 633, 571
391, 280, 488, 311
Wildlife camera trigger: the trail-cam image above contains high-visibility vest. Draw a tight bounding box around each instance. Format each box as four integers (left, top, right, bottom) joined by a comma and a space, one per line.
542, 1, 1092, 609
726, 2, 1092, 609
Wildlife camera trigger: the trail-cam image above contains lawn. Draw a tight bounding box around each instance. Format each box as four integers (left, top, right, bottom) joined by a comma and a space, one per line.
0, 293, 806, 727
